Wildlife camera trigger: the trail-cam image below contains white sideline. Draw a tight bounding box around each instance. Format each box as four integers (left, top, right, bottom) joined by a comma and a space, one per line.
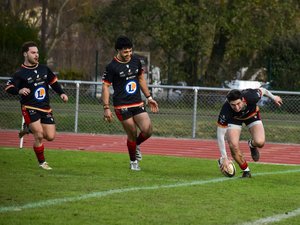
0, 177, 230, 213
1, 169, 300, 225
240, 207, 300, 225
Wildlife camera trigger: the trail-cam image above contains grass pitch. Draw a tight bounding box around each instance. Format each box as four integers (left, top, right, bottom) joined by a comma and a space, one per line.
0, 147, 300, 225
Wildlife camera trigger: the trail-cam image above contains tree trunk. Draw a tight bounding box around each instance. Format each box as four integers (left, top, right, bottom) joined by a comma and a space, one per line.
189, 53, 199, 85
41, 0, 48, 62
204, 26, 230, 86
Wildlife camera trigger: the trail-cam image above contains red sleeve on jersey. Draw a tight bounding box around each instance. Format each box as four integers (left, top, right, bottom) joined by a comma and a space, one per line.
5, 84, 14, 91
50, 81, 65, 95
5, 84, 18, 95
138, 68, 144, 77
217, 122, 228, 128
4, 79, 18, 95
102, 80, 112, 85
49, 76, 58, 85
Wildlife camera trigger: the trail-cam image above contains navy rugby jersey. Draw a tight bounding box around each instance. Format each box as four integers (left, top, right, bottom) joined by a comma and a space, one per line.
217, 88, 262, 127
102, 55, 144, 108
5, 64, 63, 112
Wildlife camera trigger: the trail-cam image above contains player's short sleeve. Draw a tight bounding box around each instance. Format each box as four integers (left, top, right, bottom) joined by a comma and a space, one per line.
217, 103, 230, 127
11, 72, 20, 87
6, 77, 15, 87
4, 78, 16, 92
137, 58, 143, 76
47, 66, 58, 85
243, 88, 262, 104
5, 72, 22, 95
102, 64, 113, 84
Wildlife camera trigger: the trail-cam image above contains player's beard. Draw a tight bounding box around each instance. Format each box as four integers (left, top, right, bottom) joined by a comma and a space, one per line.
123, 55, 131, 62
28, 57, 39, 65
120, 53, 132, 62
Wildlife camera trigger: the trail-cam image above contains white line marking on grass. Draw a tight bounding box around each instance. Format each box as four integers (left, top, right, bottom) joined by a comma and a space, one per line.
0, 177, 230, 213
240, 207, 300, 225
1, 169, 300, 214
257, 162, 300, 166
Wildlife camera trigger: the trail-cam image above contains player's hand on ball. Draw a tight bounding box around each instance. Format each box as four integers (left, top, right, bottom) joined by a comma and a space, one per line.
218, 157, 236, 177
219, 157, 230, 173
148, 98, 159, 113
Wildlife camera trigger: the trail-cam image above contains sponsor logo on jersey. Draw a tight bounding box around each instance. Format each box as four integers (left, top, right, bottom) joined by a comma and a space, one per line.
35, 86, 46, 101
126, 81, 137, 94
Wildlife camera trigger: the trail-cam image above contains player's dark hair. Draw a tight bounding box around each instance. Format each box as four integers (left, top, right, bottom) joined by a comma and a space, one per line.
21, 41, 38, 54
115, 35, 133, 50
226, 89, 242, 102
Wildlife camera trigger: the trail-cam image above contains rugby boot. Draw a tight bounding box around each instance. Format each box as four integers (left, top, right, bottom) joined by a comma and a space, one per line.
248, 139, 260, 162
241, 171, 252, 178
130, 160, 141, 171
39, 162, 52, 170
18, 123, 32, 138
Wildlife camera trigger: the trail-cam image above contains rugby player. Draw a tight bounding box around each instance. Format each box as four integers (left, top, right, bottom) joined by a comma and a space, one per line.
217, 88, 282, 177
102, 36, 159, 171
5, 41, 68, 170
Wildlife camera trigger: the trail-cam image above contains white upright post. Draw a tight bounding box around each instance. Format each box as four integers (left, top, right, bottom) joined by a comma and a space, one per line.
19, 117, 24, 149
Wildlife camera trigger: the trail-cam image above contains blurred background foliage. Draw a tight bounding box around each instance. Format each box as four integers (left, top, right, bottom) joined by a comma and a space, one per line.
1, 0, 300, 90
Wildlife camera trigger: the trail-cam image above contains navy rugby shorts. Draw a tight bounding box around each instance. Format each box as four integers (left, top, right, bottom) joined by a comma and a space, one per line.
22, 108, 55, 125
114, 105, 146, 121
228, 111, 261, 127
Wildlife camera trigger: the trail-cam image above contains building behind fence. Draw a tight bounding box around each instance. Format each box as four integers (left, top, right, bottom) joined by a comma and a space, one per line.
1, 77, 300, 144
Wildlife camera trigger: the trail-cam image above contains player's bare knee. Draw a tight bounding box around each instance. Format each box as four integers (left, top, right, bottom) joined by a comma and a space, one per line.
45, 136, 55, 141
149, 124, 153, 134
34, 132, 44, 141
256, 141, 265, 148
253, 139, 265, 148
145, 128, 153, 137
140, 125, 152, 138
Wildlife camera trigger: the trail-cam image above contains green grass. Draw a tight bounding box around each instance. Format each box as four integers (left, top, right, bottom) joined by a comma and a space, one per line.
1, 147, 300, 225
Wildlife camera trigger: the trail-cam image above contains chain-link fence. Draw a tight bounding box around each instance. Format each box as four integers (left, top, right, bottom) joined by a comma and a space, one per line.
1, 77, 300, 144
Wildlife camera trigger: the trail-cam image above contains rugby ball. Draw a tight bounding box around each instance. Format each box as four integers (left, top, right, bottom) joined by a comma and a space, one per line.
217, 157, 236, 177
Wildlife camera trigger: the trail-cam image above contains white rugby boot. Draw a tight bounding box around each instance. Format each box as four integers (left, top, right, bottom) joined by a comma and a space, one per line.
39, 162, 52, 170
130, 160, 141, 171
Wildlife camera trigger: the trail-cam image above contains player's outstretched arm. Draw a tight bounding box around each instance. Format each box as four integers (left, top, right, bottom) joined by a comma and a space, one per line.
259, 87, 283, 107
217, 126, 228, 159
217, 126, 231, 172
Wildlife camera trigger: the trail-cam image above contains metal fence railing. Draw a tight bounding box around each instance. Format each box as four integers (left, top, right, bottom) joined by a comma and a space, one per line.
1, 77, 300, 144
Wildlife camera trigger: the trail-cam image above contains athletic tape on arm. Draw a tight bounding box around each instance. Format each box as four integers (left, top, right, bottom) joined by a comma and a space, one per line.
259, 88, 276, 100
217, 126, 227, 158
